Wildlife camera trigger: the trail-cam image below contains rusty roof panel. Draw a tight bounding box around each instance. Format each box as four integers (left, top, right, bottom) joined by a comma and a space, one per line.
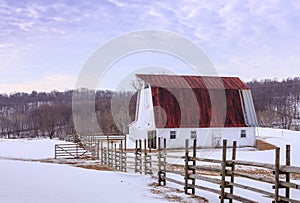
151, 87, 247, 128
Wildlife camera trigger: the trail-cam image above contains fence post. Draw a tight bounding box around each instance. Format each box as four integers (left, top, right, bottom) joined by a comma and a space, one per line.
97, 139, 100, 160
55, 145, 57, 159
104, 144, 108, 165
144, 139, 152, 175
100, 141, 103, 164
135, 140, 138, 173
107, 140, 110, 166
120, 140, 126, 172
274, 147, 280, 203
163, 138, 166, 185
285, 144, 290, 200
191, 139, 197, 195
111, 141, 114, 167
184, 139, 189, 194
139, 140, 142, 173
158, 137, 161, 185
229, 141, 237, 203
76, 143, 78, 158
124, 134, 127, 151
134, 140, 142, 174
144, 139, 146, 174
114, 143, 118, 170
220, 139, 227, 203
119, 141, 122, 171
158, 137, 166, 186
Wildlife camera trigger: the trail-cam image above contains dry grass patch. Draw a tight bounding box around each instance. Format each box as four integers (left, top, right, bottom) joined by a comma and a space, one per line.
256, 139, 277, 150
75, 164, 113, 171
149, 182, 208, 203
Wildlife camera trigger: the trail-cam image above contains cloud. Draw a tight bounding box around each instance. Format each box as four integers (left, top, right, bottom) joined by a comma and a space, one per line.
0, 0, 299, 94
0, 73, 76, 94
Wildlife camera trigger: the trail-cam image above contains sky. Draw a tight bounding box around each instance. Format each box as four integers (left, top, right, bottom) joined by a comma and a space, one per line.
0, 0, 300, 93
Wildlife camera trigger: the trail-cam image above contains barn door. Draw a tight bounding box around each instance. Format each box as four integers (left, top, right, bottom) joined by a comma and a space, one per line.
211, 129, 222, 147
147, 130, 157, 149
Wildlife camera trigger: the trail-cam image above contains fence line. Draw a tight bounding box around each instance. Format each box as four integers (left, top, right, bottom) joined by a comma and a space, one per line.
93, 137, 300, 202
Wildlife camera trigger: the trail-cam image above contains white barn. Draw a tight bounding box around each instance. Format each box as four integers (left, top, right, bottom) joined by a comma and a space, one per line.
128, 74, 258, 148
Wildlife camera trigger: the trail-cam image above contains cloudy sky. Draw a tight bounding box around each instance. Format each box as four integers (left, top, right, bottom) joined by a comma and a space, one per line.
0, 0, 299, 93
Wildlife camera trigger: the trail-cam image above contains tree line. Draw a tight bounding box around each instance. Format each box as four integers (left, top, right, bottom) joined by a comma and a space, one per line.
246, 77, 300, 130
0, 77, 299, 139
0, 90, 135, 139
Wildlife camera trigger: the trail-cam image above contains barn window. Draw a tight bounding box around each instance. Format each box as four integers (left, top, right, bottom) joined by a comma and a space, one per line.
191, 131, 197, 139
241, 130, 246, 138
170, 131, 176, 139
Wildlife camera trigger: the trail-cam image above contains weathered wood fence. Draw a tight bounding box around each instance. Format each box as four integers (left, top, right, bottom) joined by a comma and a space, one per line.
67, 134, 127, 158
97, 138, 300, 203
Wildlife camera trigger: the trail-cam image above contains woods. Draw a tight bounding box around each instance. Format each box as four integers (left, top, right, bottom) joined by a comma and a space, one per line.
247, 77, 300, 130
0, 90, 135, 139
0, 77, 299, 139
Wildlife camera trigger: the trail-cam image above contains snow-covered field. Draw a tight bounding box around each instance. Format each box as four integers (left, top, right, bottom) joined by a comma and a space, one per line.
0, 127, 299, 202
0, 138, 68, 159
0, 138, 172, 203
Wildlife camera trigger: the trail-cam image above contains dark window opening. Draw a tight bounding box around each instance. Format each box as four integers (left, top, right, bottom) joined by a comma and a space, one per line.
170, 131, 176, 139
241, 130, 246, 138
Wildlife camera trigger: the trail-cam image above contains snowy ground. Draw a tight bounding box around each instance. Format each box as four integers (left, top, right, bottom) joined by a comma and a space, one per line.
0, 138, 68, 159
0, 128, 299, 202
0, 138, 175, 203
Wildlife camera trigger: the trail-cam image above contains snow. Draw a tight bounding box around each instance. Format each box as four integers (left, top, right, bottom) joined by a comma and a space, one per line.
0, 128, 299, 202
0, 160, 166, 203
257, 128, 300, 165
0, 138, 68, 159
0, 138, 169, 203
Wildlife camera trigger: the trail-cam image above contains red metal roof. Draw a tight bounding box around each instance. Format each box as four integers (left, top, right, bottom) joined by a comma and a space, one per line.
136, 74, 249, 90
136, 74, 249, 128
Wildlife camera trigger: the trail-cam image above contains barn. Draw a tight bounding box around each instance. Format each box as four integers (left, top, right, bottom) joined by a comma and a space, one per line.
128, 74, 258, 148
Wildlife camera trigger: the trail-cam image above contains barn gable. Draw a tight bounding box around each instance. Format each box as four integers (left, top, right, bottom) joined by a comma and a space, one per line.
136, 74, 257, 129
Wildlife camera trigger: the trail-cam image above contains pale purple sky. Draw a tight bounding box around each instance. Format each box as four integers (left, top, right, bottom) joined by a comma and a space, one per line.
1, 0, 299, 93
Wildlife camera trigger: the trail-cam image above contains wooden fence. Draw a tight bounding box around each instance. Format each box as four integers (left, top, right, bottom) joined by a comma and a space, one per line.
97, 138, 300, 203
71, 133, 126, 158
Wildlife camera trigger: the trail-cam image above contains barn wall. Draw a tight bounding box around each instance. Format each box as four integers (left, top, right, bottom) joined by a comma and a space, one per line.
155, 127, 256, 148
